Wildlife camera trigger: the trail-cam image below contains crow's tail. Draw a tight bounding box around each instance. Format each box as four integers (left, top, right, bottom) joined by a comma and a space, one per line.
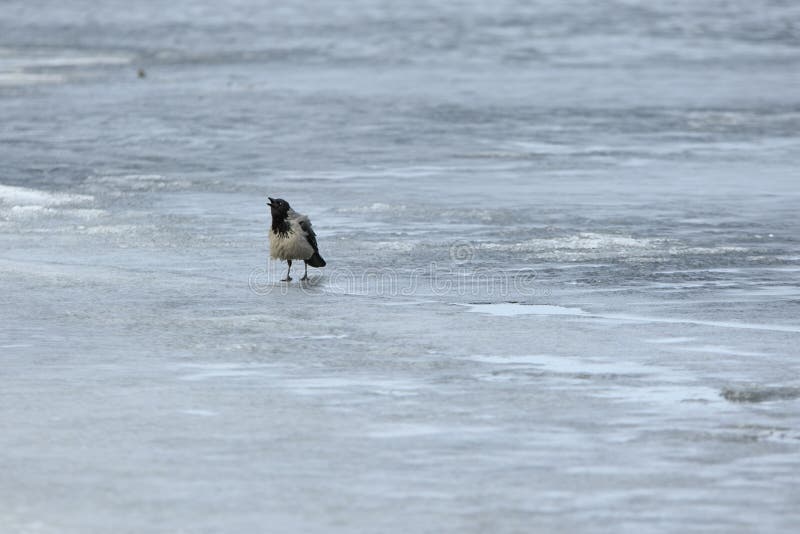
306, 252, 326, 268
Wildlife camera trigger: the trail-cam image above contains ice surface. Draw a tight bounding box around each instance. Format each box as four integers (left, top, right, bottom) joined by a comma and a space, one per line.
2, 0, 800, 532
0, 184, 93, 207
463, 303, 588, 316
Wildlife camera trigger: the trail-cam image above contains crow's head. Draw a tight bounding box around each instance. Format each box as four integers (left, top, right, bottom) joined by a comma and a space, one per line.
268, 197, 291, 220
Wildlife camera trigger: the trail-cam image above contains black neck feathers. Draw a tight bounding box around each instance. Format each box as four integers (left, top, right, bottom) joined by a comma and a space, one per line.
269, 198, 292, 235
271, 214, 290, 236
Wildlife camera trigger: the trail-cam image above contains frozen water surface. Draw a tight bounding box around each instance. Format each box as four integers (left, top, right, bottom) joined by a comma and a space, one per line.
2, 0, 800, 532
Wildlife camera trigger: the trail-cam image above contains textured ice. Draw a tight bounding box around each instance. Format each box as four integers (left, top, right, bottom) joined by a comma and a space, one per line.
2, 1, 800, 533
0, 184, 93, 207
644, 337, 697, 344
463, 303, 588, 317
0, 72, 64, 85
721, 387, 800, 403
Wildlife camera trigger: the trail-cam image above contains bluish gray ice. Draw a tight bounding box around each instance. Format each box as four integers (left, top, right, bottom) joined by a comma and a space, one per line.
1, 1, 799, 532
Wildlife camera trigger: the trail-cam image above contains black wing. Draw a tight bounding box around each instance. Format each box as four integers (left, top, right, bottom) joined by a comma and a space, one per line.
298, 218, 319, 253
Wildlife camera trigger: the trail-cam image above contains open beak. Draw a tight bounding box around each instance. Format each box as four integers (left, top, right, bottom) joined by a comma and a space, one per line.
267, 197, 274, 207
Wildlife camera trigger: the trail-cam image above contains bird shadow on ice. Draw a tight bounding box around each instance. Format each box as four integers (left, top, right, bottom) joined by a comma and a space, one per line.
299, 276, 324, 288
248, 266, 327, 295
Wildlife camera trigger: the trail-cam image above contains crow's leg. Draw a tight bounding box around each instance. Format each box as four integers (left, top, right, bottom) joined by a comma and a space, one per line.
282, 260, 293, 282
301, 261, 309, 281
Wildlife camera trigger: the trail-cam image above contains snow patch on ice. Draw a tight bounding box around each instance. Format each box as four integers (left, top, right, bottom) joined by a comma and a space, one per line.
0, 185, 100, 221
367, 424, 446, 438
460, 303, 800, 333
0, 184, 93, 207
463, 303, 588, 317
0, 49, 131, 85
482, 232, 661, 252
285, 377, 421, 397
0, 48, 131, 69
82, 224, 145, 235
178, 409, 218, 417
479, 232, 747, 261
176, 362, 273, 381
644, 337, 696, 344
0, 72, 64, 85
339, 202, 406, 213
606, 313, 800, 333
6, 205, 58, 219
87, 174, 192, 191
287, 334, 348, 340
677, 345, 767, 357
